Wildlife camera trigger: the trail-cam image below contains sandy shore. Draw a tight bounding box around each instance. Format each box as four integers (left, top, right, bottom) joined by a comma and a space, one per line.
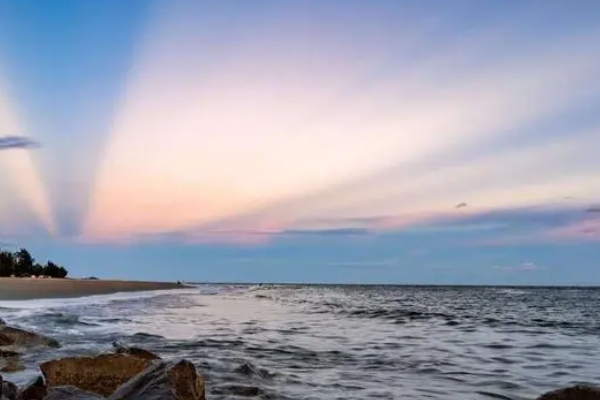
0, 277, 186, 300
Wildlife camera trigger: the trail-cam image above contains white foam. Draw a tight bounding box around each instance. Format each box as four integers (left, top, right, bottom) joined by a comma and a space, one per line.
0, 288, 196, 318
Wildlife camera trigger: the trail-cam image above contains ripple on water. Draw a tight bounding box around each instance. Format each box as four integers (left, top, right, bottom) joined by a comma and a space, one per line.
2, 285, 600, 400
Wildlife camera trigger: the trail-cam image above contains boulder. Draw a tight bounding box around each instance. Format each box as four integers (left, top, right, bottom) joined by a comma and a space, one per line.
0, 350, 22, 373
0, 326, 60, 349
0, 357, 23, 373
43, 386, 105, 400
0, 319, 5, 326
112, 342, 161, 361
16, 376, 46, 400
1, 376, 17, 400
234, 362, 267, 379
40, 354, 153, 397
108, 359, 205, 400
536, 385, 600, 400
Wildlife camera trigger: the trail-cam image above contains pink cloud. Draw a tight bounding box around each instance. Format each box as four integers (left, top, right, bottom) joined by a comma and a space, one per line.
547, 216, 600, 242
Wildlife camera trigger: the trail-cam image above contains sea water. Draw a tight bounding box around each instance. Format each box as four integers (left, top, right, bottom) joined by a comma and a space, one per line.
1, 285, 599, 400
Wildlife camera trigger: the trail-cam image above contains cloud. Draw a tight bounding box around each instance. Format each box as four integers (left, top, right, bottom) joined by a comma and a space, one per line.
494, 262, 542, 272
587, 205, 600, 213
328, 258, 400, 269
451, 204, 582, 229
548, 216, 600, 242
84, 1, 600, 242
520, 262, 539, 271
455, 202, 468, 209
89, 225, 373, 246
281, 228, 369, 237
0, 136, 40, 150
82, 201, 596, 246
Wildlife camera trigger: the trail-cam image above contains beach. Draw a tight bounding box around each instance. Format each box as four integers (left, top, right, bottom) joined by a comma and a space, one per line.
0, 277, 184, 300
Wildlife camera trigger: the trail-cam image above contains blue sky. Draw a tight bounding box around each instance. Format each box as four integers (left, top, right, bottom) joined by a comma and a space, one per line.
0, 0, 599, 284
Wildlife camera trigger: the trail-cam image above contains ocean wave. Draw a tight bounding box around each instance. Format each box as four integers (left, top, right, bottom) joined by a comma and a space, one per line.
34, 312, 99, 327
3, 285, 599, 400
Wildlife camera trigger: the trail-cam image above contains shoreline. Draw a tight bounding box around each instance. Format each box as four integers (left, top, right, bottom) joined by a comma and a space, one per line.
0, 277, 188, 301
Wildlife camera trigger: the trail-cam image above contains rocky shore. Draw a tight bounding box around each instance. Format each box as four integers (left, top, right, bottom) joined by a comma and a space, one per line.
1, 318, 204, 399
1, 317, 598, 400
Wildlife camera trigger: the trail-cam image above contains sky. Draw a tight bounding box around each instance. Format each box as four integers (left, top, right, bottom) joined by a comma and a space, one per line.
0, 0, 599, 284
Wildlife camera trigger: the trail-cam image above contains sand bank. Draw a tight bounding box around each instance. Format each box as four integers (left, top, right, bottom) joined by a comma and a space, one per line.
0, 277, 185, 300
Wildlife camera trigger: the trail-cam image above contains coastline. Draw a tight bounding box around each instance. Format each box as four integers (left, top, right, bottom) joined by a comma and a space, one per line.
0, 277, 186, 301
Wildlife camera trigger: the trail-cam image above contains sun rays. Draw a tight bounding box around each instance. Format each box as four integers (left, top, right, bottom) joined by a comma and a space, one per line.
0, 71, 55, 235
83, 1, 600, 243
0, 1, 599, 244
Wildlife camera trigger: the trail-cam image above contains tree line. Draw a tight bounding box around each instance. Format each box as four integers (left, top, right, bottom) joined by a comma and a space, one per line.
0, 248, 68, 278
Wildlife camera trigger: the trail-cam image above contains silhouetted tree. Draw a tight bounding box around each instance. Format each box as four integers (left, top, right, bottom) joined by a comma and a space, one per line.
57, 266, 68, 279
32, 263, 44, 277
14, 248, 35, 277
0, 251, 15, 277
0, 248, 68, 278
43, 261, 59, 277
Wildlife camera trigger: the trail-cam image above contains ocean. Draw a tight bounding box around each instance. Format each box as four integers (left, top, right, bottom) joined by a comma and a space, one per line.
1, 285, 599, 400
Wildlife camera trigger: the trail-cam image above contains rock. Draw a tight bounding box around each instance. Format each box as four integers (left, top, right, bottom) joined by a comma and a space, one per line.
1, 376, 17, 400
233, 362, 267, 379
16, 376, 46, 400
43, 386, 105, 400
234, 362, 257, 376
108, 359, 205, 400
0, 336, 12, 347
40, 354, 153, 397
536, 385, 600, 400
0, 319, 5, 326
0, 326, 60, 349
0, 350, 21, 372
0, 357, 23, 373
112, 342, 161, 361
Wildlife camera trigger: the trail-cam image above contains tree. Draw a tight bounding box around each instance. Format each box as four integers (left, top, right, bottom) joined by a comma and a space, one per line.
0, 251, 15, 277
42, 261, 68, 278
57, 266, 68, 279
0, 248, 69, 279
42, 261, 59, 278
14, 248, 34, 277
32, 263, 44, 277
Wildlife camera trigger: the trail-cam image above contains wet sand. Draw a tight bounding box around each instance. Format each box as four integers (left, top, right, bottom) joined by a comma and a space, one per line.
0, 277, 185, 300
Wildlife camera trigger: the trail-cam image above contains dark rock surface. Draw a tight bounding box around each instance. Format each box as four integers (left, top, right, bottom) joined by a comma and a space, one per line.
40, 354, 153, 397
536, 385, 600, 400
112, 342, 161, 361
0, 326, 60, 349
108, 359, 205, 400
0, 375, 17, 400
234, 362, 267, 379
0, 349, 22, 374
44, 386, 106, 400
16, 376, 46, 400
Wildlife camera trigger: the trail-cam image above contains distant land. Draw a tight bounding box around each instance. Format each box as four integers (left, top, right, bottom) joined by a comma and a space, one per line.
0, 246, 186, 300
0, 247, 67, 278
0, 278, 187, 301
